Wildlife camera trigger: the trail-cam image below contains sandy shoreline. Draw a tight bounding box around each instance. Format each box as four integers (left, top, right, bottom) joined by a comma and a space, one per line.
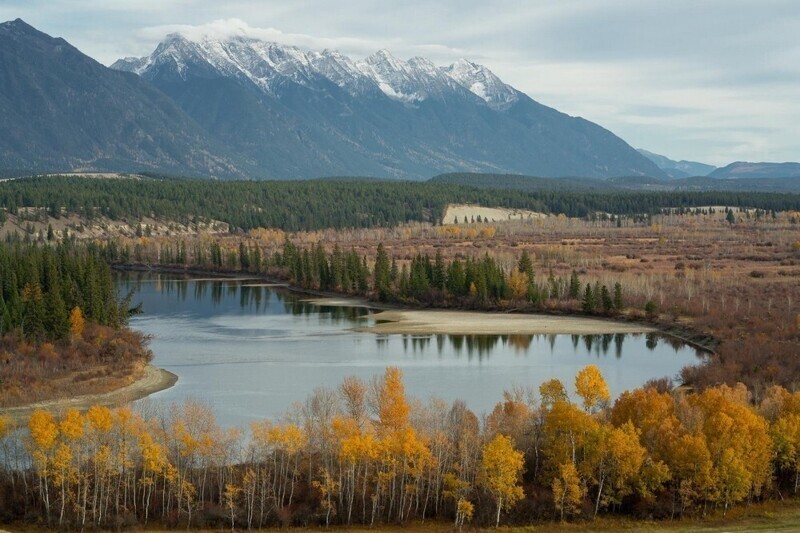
358, 309, 657, 336
1, 365, 177, 423
303, 296, 379, 308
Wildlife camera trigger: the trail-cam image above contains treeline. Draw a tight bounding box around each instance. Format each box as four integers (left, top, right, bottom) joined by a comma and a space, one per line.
106, 239, 631, 316
2, 176, 799, 232
0, 239, 128, 342
3, 366, 800, 529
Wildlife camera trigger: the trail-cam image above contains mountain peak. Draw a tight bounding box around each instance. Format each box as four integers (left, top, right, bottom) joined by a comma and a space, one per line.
1, 18, 40, 35
445, 58, 518, 110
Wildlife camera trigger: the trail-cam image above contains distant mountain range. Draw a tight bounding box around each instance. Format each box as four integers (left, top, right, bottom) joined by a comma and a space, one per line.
430, 172, 800, 193
1, 19, 796, 184
0, 18, 667, 179
709, 162, 800, 179
636, 149, 717, 178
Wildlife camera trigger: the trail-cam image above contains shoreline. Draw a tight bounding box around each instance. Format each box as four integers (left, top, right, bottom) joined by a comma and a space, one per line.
113, 263, 717, 352
354, 308, 658, 336
1, 365, 177, 423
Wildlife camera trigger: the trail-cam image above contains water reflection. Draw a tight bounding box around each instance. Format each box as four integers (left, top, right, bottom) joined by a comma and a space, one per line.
117, 272, 701, 361
118, 272, 706, 427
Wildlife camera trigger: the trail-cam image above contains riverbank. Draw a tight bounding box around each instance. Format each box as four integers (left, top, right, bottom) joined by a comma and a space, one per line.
115, 264, 715, 352
1, 364, 177, 423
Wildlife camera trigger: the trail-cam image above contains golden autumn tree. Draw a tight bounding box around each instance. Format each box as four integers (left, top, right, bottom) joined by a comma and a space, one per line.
375, 367, 411, 435
575, 365, 610, 413
28, 410, 59, 524
540, 378, 569, 409
688, 384, 773, 515
69, 306, 85, 340
771, 412, 800, 492
583, 421, 653, 517
506, 269, 529, 302
479, 434, 524, 527
552, 461, 583, 520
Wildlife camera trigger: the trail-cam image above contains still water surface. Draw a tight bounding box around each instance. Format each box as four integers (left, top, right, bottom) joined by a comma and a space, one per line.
120, 273, 704, 427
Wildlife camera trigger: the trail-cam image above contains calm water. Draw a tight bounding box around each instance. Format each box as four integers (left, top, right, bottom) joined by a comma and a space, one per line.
119, 272, 704, 427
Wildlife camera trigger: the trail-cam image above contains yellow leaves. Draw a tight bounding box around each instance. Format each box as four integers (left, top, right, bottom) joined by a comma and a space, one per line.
69, 306, 85, 339
479, 434, 525, 513
29, 410, 58, 451
0, 414, 12, 440
506, 269, 529, 301
539, 379, 568, 409
436, 225, 462, 238
688, 384, 773, 505
552, 462, 583, 519
51, 442, 75, 485
543, 399, 598, 467
376, 367, 411, 436
479, 226, 497, 239
268, 423, 307, 455
59, 409, 84, 441
251, 420, 307, 455
87, 405, 113, 433
455, 497, 474, 527
139, 431, 167, 475
575, 365, 610, 413
771, 414, 800, 471
333, 416, 378, 464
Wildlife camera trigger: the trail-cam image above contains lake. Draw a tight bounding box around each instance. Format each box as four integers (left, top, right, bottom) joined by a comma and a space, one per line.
120, 272, 705, 428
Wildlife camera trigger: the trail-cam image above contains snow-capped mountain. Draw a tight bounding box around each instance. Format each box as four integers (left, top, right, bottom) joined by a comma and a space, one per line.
445, 58, 519, 110
114, 35, 501, 106
110, 31, 666, 179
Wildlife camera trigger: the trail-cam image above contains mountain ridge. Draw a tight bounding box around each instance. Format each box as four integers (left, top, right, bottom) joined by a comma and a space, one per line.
709, 161, 800, 179
110, 29, 667, 179
0, 19, 248, 178
636, 149, 716, 178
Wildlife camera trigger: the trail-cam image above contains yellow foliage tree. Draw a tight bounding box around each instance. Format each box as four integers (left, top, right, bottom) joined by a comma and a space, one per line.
575, 365, 610, 413
69, 306, 85, 340
375, 367, 411, 435
479, 434, 525, 527
552, 461, 583, 520
540, 379, 569, 409
506, 269, 529, 302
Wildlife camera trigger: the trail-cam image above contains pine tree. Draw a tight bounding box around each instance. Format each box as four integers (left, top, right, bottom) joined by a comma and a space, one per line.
582, 283, 596, 313
613, 282, 624, 311
601, 285, 613, 314
373, 243, 392, 301
569, 271, 581, 300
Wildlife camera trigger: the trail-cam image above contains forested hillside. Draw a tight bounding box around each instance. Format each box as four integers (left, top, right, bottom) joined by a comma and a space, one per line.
0, 239, 149, 405
2, 176, 798, 232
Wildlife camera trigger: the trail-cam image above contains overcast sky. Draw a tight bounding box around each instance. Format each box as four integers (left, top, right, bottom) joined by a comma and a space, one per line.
3, 0, 799, 166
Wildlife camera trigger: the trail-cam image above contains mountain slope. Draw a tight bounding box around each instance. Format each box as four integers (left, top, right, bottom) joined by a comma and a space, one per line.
709, 162, 800, 179
0, 19, 245, 177
113, 32, 667, 180
637, 149, 716, 178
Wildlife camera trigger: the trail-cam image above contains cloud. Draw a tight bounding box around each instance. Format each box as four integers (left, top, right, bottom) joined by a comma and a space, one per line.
134, 18, 469, 62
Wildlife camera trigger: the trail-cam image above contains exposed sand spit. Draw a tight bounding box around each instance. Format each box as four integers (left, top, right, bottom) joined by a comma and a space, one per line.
360, 309, 655, 336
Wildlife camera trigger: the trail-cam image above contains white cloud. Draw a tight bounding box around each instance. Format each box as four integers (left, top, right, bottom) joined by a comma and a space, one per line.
135, 18, 468, 62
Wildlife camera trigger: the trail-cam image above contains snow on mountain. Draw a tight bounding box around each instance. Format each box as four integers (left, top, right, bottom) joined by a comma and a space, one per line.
113, 33, 513, 107
445, 59, 519, 110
